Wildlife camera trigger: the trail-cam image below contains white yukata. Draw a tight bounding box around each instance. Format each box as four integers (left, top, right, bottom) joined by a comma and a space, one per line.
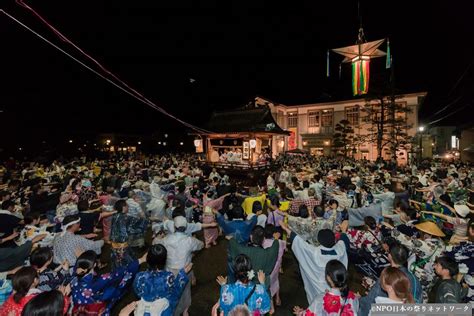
291, 235, 348, 304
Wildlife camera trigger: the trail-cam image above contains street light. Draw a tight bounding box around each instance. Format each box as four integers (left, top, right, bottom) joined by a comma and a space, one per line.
417, 126, 425, 162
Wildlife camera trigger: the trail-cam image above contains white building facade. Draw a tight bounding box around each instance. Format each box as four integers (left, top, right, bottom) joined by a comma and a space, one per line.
254, 92, 427, 164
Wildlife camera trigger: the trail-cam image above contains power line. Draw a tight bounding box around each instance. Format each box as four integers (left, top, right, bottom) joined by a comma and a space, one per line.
1, 7, 211, 134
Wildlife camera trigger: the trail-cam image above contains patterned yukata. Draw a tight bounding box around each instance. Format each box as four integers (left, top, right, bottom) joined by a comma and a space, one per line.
444, 241, 474, 302
110, 213, 136, 269
53, 231, 104, 266
219, 281, 271, 316
37, 268, 71, 292
126, 199, 149, 248
133, 269, 189, 316
71, 259, 140, 315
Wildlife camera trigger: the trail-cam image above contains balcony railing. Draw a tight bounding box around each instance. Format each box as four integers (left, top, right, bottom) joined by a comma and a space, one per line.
320, 126, 333, 134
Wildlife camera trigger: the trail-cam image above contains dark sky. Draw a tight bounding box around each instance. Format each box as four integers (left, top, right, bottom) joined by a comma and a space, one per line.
2, 0, 474, 145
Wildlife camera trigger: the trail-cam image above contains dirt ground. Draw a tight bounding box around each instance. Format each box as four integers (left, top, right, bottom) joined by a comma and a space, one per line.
109, 230, 364, 316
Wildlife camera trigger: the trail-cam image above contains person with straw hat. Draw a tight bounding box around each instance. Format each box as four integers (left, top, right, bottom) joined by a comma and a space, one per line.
421, 198, 471, 243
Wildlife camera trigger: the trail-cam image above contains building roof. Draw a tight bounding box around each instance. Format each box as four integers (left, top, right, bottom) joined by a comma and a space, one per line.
206, 103, 289, 135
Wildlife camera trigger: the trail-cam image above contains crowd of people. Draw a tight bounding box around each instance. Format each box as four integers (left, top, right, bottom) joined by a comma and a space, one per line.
0, 152, 473, 316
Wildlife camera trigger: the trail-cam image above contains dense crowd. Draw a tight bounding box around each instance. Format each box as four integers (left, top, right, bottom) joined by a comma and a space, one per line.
0, 153, 473, 316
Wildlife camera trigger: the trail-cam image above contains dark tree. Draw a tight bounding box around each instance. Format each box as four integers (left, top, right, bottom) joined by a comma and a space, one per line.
333, 119, 355, 157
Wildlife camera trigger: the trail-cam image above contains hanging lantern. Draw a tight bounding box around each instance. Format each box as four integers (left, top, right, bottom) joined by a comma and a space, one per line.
329, 28, 389, 96
352, 56, 370, 95
194, 139, 201, 147
249, 139, 257, 148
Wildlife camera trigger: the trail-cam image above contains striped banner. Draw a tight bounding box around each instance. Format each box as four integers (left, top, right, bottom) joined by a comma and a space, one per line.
352, 58, 370, 95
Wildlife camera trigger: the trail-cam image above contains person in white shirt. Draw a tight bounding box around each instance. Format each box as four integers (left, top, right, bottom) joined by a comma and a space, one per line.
417, 169, 428, 186
309, 175, 324, 200
280, 223, 348, 304
279, 168, 290, 185
157, 216, 204, 316
266, 173, 275, 190
373, 184, 395, 215
209, 168, 221, 181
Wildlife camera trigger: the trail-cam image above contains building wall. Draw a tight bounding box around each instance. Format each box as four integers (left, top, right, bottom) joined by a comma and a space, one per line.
259, 92, 427, 163
429, 126, 456, 156
460, 128, 474, 163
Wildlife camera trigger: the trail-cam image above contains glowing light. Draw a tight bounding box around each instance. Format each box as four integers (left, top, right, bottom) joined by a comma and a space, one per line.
278, 140, 285, 147
164, 134, 168, 138
303, 141, 308, 146
138, 141, 141, 145
105, 139, 111, 145
324, 140, 330, 146
249, 139, 257, 148
418, 126, 425, 132
69, 140, 73, 143
163, 142, 167, 146
180, 142, 184, 146
194, 139, 201, 147
158, 141, 162, 145
455, 152, 460, 157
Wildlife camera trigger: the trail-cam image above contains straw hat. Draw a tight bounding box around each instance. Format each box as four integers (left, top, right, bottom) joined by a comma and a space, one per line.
415, 221, 445, 237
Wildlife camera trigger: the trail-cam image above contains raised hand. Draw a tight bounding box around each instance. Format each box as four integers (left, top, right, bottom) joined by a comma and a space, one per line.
216, 275, 227, 286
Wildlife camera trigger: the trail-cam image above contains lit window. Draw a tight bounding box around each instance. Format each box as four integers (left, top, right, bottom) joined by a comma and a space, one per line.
308, 111, 320, 127
287, 112, 298, 128
345, 106, 359, 126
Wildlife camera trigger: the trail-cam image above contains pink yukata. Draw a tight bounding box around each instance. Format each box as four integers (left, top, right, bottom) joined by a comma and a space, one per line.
262, 238, 286, 296
202, 194, 227, 247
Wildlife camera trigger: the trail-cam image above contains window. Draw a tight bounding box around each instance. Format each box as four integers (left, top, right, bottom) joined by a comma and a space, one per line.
345, 106, 359, 126
321, 109, 333, 133
308, 111, 320, 127
287, 112, 298, 128
321, 110, 333, 126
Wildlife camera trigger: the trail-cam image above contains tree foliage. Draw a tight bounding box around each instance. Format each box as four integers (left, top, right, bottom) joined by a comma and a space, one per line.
333, 119, 356, 156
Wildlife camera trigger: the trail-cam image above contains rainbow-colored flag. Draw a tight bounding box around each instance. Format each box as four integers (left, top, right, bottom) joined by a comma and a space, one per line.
352, 57, 370, 96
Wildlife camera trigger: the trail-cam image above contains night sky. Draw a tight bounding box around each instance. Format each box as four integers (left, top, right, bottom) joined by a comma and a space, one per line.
2, 0, 474, 148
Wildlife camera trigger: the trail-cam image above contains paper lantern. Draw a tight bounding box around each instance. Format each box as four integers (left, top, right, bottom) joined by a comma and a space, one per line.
328, 28, 390, 96
249, 139, 257, 148
194, 139, 201, 147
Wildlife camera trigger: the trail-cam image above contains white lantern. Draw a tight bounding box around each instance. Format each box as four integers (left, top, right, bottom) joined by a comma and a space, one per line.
249, 139, 257, 148
194, 139, 201, 147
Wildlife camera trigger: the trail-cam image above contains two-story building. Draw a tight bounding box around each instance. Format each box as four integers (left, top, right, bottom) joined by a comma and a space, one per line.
253, 92, 427, 164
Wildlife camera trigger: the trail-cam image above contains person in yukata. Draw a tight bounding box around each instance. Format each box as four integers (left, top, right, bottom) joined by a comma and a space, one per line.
216, 254, 271, 316
110, 200, 137, 270
71, 250, 146, 315
280, 222, 348, 304
133, 244, 192, 316
262, 224, 286, 307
